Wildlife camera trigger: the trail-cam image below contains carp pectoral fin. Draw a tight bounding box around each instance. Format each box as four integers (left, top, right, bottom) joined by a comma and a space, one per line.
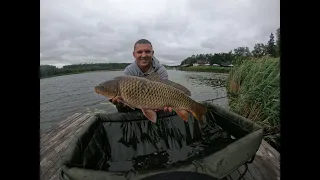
141, 109, 157, 123
117, 97, 135, 110
190, 102, 207, 127
175, 109, 190, 122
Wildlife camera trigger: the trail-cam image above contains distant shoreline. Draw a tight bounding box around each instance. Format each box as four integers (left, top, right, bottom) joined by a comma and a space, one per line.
40, 69, 124, 79
40, 66, 231, 79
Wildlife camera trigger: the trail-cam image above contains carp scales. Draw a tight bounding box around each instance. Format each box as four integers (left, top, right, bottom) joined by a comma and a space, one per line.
94, 72, 207, 124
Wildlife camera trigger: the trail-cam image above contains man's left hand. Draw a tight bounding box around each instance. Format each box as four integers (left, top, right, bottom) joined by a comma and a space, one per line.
163, 107, 173, 112
154, 107, 173, 112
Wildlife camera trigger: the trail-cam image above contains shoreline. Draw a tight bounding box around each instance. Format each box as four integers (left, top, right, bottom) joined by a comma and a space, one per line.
40, 69, 124, 79
40, 67, 230, 79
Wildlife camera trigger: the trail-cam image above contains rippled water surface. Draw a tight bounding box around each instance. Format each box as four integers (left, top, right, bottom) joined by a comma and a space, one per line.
40, 70, 229, 131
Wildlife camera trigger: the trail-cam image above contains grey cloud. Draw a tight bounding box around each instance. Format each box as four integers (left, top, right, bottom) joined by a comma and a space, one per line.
40, 0, 280, 66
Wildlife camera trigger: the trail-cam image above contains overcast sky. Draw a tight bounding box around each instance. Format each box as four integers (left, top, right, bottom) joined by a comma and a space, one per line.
40, 0, 280, 67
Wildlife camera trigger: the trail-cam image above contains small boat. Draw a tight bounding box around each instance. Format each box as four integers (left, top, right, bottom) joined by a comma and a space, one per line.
60, 102, 263, 180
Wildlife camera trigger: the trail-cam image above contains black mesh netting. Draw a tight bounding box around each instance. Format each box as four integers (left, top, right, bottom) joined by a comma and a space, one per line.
60, 102, 263, 180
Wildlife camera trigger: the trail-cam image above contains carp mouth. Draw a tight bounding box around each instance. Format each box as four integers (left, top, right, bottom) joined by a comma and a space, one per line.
94, 80, 119, 99
94, 85, 104, 95
94, 86, 99, 94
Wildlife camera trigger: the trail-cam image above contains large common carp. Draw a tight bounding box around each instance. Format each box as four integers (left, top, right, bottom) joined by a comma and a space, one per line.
94, 72, 207, 124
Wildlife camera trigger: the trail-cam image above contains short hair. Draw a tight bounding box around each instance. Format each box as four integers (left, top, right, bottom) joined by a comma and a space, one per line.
134, 39, 153, 50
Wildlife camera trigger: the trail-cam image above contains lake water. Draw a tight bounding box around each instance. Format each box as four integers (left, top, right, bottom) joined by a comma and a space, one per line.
40, 70, 229, 131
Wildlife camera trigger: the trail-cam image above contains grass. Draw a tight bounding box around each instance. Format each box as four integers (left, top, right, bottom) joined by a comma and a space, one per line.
226, 56, 280, 151
179, 66, 231, 73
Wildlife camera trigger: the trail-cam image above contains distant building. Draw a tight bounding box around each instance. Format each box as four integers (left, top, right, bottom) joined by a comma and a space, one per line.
193, 60, 210, 66
181, 64, 192, 67
219, 61, 233, 67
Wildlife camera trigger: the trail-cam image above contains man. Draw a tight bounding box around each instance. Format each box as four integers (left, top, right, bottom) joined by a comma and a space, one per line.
110, 39, 173, 113
124, 39, 169, 79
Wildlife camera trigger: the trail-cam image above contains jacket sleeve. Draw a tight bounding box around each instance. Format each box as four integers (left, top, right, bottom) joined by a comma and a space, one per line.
156, 65, 169, 80
124, 66, 135, 76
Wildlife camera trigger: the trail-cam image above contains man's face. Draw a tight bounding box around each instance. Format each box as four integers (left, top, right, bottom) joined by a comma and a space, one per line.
133, 43, 154, 68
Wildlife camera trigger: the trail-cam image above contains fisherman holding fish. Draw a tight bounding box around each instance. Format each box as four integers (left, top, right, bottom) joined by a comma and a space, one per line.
95, 39, 207, 124
110, 39, 173, 113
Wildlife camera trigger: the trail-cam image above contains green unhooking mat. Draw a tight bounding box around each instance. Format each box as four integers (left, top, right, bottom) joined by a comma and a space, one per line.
60, 102, 263, 180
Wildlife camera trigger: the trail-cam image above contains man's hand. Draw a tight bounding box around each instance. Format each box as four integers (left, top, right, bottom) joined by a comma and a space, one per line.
154, 107, 173, 112
163, 107, 173, 112
109, 97, 127, 107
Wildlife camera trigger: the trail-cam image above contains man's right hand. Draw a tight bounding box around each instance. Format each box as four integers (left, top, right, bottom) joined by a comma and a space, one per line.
109, 97, 127, 107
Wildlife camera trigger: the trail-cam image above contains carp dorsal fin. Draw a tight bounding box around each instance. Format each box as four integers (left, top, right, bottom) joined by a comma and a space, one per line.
144, 72, 192, 96
162, 79, 192, 96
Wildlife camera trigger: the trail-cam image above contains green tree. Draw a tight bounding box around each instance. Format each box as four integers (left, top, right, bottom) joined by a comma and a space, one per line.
39, 63, 131, 78
233, 47, 251, 57
276, 27, 280, 57
252, 43, 267, 58
267, 33, 277, 57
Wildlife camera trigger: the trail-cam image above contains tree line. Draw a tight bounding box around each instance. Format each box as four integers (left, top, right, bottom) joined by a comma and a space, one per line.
39, 63, 131, 78
180, 27, 280, 66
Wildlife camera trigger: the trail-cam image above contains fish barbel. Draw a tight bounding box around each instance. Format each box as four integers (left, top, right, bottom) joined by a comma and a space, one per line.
94, 72, 207, 123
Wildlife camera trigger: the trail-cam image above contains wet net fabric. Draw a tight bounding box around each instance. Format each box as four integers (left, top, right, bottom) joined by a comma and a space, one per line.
60, 102, 263, 180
